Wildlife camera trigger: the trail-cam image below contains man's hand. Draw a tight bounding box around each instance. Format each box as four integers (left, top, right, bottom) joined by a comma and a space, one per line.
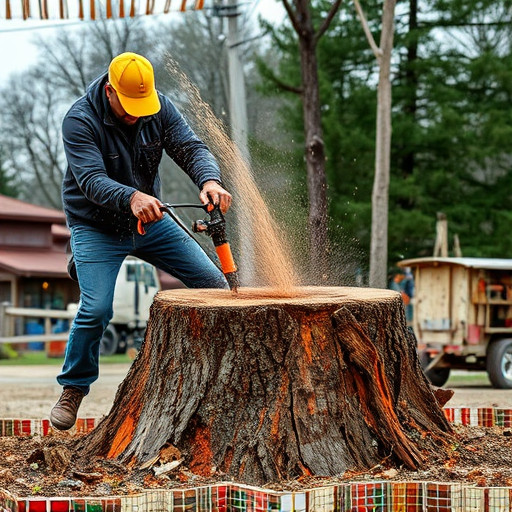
200, 180, 232, 214
130, 191, 163, 223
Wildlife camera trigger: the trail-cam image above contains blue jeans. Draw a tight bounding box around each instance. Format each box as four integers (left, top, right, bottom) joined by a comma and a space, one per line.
57, 214, 227, 393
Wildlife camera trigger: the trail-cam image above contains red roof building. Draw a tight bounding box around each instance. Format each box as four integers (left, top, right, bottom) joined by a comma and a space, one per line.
0, 194, 183, 313
0, 194, 79, 312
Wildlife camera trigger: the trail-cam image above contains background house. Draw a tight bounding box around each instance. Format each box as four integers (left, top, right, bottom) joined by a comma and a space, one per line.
0, 195, 184, 339
0, 195, 79, 316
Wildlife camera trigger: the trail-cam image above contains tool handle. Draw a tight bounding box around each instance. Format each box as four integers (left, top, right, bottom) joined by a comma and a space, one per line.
137, 203, 211, 236
215, 243, 237, 274
162, 203, 209, 211
137, 203, 217, 235
137, 219, 146, 235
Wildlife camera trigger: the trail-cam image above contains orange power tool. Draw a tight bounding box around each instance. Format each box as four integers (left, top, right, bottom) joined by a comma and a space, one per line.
137, 203, 239, 292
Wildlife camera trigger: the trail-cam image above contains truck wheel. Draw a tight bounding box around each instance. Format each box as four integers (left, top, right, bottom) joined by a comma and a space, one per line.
419, 350, 450, 387
486, 338, 512, 389
100, 325, 119, 356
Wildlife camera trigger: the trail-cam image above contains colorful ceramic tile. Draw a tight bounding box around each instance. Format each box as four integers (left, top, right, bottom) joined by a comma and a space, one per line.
349, 482, 388, 511
478, 408, 494, 427
102, 497, 122, 512
21, 419, 32, 436
487, 487, 512, 512
253, 490, 269, 512
119, 493, 147, 511
3, 419, 13, 436
197, 486, 213, 512
267, 492, 281, 511
294, 492, 306, 512
215, 485, 228, 512
443, 408, 454, 423
25, 499, 48, 511
504, 410, 512, 428
48, 498, 72, 511
463, 486, 485, 512
495, 409, 505, 427
461, 407, 471, 426
390, 481, 422, 512
308, 486, 335, 512
425, 482, 462, 512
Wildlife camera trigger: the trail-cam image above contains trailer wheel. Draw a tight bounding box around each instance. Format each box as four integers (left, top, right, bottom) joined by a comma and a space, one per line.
486, 338, 512, 389
419, 350, 450, 387
100, 324, 119, 356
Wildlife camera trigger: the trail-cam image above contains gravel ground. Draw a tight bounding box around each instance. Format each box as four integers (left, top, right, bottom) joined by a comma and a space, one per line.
0, 363, 131, 419
0, 364, 510, 420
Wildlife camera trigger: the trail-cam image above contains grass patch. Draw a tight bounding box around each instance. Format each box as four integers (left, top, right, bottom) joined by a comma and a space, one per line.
446, 371, 491, 387
0, 350, 131, 366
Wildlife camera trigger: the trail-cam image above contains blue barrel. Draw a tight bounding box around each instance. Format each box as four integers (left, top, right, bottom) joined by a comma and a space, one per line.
25, 321, 45, 350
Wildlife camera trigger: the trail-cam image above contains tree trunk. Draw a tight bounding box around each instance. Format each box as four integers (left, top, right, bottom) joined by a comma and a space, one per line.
299, 35, 329, 278
278, 0, 342, 280
402, 0, 418, 178
288, 0, 329, 279
79, 287, 454, 485
369, 0, 396, 289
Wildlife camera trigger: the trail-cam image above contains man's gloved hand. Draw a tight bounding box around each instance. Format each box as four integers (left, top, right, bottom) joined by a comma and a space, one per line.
200, 180, 232, 214
130, 191, 164, 224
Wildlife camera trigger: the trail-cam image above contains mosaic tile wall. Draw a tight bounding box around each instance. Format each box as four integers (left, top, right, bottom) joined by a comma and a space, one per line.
0, 418, 97, 437
444, 407, 512, 427
3, 481, 512, 511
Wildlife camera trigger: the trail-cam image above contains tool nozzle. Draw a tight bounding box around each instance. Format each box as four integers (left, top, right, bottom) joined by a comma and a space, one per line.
225, 271, 239, 293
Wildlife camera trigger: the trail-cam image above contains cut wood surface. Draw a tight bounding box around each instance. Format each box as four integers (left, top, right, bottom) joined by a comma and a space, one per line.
79, 286, 454, 485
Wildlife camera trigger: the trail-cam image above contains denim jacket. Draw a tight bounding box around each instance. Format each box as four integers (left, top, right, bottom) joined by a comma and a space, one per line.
61, 73, 221, 236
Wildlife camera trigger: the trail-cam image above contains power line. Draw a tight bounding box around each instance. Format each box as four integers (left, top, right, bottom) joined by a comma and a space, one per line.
0, 19, 86, 33
244, 0, 261, 22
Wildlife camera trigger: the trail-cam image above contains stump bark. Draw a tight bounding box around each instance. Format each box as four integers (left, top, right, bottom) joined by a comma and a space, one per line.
79, 286, 454, 485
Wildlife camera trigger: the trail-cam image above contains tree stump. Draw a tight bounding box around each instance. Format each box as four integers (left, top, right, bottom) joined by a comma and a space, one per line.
79, 287, 454, 485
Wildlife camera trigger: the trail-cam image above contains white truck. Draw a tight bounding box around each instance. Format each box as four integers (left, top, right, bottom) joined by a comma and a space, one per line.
398, 257, 512, 389
99, 257, 161, 355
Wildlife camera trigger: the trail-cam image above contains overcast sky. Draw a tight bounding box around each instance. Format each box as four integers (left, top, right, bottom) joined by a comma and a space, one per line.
0, 0, 285, 82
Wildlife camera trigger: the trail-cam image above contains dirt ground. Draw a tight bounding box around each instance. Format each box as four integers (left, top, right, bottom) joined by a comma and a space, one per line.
2, 364, 512, 497
0, 363, 131, 420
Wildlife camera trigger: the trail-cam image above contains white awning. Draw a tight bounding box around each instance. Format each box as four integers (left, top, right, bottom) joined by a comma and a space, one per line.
398, 257, 512, 271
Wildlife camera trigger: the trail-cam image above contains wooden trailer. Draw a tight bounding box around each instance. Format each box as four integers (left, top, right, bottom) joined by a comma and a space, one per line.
398, 257, 512, 388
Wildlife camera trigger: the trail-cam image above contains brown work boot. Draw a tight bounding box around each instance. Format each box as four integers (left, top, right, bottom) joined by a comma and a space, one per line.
50, 387, 85, 431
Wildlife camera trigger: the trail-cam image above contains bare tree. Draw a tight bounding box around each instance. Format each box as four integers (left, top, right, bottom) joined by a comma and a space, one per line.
0, 69, 68, 208
153, 13, 230, 123
354, 0, 397, 288
0, 12, 266, 211
34, 17, 149, 97
279, 0, 343, 278
0, 17, 155, 207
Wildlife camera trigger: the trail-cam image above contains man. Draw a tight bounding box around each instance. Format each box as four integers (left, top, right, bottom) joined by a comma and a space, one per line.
50, 52, 231, 430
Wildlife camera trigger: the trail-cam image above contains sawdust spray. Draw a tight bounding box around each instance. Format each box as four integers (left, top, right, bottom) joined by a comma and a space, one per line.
165, 57, 299, 294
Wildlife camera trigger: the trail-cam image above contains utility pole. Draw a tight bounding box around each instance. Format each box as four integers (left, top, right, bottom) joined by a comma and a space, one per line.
215, 0, 254, 284
433, 212, 448, 257
225, 0, 249, 163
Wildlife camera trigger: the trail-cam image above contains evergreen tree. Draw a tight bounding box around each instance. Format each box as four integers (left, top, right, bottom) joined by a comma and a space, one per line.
259, 0, 512, 274
391, 0, 512, 259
